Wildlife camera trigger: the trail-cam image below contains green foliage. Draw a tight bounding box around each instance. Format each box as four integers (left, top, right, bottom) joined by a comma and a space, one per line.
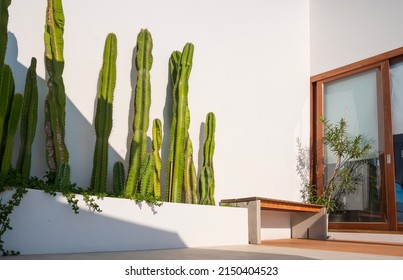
126, 29, 153, 197
300, 117, 372, 213
113, 161, 125, 196
166, 43, 194, 203
16, 57, 38, 180
184, 135, 198, 204
0, 185, 27, 256
44, 0, 69, 173
90, 33, 117, 193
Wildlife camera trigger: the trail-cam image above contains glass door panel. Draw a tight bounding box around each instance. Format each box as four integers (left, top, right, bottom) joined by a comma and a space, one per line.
323, 69, 386, 222
390, 61, 403, 223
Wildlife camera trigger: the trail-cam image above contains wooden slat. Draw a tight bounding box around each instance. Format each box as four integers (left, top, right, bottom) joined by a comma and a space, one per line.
220, 197, 323, 213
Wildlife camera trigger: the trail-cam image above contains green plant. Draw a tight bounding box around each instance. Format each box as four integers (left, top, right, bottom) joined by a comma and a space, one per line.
300, 117, 371, 213
16, 57, 38, 180
55, 162, 70, 191
90, 33, 117, 193
151, 118, 162, 197
0, 93, 23, 182
0, 65, 14, 160
126, 29, 153, 196
0, 185, 27, 256
113, 161, 125, 196
166, 43, 194, 203
44, 0, 69, 174
184, 134, 198, 204
0, 0, 11, 72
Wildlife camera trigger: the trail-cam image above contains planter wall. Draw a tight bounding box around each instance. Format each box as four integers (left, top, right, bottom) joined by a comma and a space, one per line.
1, 189, 248, 255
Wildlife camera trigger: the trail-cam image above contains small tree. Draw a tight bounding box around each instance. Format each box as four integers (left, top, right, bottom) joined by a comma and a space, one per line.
300, 117, 372, 213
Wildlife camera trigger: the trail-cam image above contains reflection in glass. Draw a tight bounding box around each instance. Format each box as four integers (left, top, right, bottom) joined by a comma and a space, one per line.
390, 61, 403, 223
323, 69, 385, 222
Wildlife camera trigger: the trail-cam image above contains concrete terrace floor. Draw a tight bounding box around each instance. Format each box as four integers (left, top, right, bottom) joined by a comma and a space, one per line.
2, 238, 403, 260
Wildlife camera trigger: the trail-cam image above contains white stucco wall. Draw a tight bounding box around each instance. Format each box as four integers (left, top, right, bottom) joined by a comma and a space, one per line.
310, 0, 403, 75
6, 0, 310, 202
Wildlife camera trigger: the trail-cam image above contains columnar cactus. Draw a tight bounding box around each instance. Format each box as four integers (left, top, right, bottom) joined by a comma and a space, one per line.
90, 33, 117, 193
0, 65, 14, 149
44, 0, 69, 173
0, 0, 11, 72
166, 43, 194, 203
126, 29, 153, 196
113, 161, 125, 196
16, 57, 38, 180
0, 93, 23, 181
199, 112, 216, 205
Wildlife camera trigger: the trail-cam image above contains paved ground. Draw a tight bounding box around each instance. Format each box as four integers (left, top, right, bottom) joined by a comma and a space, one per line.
2, 242, 403, 260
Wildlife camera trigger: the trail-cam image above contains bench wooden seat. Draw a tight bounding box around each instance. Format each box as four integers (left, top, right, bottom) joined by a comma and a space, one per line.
220, 197, 327, 244
220, 197, 323, 213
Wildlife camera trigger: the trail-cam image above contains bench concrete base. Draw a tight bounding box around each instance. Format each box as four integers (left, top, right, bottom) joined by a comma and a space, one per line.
221, 197, 328, 244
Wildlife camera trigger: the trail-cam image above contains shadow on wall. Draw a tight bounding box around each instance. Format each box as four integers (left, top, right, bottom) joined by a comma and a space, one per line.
6, 31, 123, 190
1, 189, 186, 255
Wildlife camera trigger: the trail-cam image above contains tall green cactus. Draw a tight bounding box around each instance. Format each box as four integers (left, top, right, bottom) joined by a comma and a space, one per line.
44, 0, 68, 173
0, 93, 23, 181
90, 33, 117, 193
199, 112, 216, 205
166, 43, 194, 203
203, 112, 216, 168
0, 65, 14, 150
0, 0, 11, 72
136, 119, 162, 198
16, 57, 38, 180
126, 29, 153, 197
113, 161, 125, 196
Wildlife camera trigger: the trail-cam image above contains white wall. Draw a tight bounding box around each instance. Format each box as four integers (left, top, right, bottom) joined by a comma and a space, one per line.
310, 0, 403, 75
2, 189, 248, 254
7, 0, 310, 202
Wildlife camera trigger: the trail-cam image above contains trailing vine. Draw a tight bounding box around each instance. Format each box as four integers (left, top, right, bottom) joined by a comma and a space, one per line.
0, 185, 27, 256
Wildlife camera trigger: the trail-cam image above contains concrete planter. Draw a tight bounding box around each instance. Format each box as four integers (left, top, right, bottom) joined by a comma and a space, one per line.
1, 188, 248, 255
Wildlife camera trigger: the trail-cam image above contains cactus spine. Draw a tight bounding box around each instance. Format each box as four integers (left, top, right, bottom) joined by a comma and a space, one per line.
90, 33, 117, 193
199, 112, 216, 205
126, 29, 153, 196
166, 43, 194, 203
44, 0, 69, 173
152, 118, 162, 197
113, 161, 125, 196
16, 57, 38, 180
55, 162, 70, 190
0, 93, 23, 181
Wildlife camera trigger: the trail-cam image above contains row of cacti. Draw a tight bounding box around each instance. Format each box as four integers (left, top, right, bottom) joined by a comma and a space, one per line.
0, 1, 38, 183
1, 0, 217, 205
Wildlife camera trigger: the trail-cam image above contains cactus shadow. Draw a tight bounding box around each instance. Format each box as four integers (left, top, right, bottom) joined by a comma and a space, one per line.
198, 122, 206, 176
161, 65, 174, 199
5, 31, 124, 191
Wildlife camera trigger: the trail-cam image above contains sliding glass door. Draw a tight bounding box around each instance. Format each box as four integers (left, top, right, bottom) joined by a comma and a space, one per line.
322, 68, 386, 222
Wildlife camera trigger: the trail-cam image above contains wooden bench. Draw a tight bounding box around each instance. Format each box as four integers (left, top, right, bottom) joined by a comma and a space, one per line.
220, 197, 327, 244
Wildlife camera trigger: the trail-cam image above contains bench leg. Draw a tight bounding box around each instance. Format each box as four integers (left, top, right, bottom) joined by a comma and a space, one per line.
290, 208, 328, 240
248, 200, 261, 244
